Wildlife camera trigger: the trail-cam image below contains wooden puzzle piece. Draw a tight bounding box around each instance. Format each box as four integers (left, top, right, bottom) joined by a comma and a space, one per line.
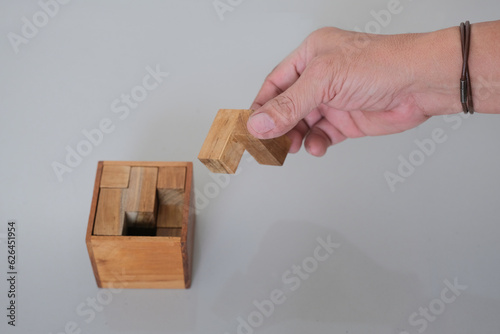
100, 165, 131, 188
157, 166, 186, 206
93, 188, 126, 235
124, 167, 158, 229
198, 109, 291, 174
156, 166, 185, 236
93, 165, 188, 237
157, 204, 183, 228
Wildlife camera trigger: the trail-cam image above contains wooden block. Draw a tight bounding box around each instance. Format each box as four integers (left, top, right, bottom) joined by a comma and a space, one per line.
126, 167, 158, 212
233, 110, 290, 166
157, 167, 186, 205
156, 228, 182, 237
198, 109, 291, 174
86, 161, 195, 289
157, 167, 186, 190
100, 165, 131, 188
124, 167, 158, 229
198, 109, 246, 174
157, 204, 183, 228
93, 189, 126, 235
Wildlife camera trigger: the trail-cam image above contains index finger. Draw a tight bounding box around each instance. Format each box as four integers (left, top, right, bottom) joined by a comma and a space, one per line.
250, 46, 308, 110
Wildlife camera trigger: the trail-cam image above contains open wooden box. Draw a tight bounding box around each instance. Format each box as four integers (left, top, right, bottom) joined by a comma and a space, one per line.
86, 161, 195, 289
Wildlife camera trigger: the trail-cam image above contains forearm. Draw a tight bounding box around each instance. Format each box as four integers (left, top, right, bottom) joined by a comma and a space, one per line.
410, 20, 500, 116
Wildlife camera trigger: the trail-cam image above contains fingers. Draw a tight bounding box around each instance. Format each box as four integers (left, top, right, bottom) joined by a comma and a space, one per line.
250, 52, 304, 111
286, 117, 349, 156
304, 118, 347, 156
304, 127, 332, 157
287, 119, 310, 153
247, 62, 325, 139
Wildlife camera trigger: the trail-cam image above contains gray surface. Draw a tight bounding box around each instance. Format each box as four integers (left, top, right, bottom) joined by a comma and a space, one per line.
1, 1, 500, 333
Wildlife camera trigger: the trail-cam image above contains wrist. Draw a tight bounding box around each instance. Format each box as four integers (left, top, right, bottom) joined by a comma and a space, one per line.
409, 27, 463, 117
410, 21, 500, 116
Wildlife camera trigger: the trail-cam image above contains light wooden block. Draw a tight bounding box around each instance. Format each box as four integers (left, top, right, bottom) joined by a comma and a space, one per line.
233, 110, 291, 166
198, 109, 291, 174
93, 189, 126, 235
100, 165, 131, 188
86, 161, 195, 289
157, 204, 183, 228
198, 109, 245, 174
124, 167, 158, 229
157, 167, 186, 206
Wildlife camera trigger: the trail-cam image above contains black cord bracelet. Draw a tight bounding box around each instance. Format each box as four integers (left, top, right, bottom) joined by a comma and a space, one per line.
460, 21, 474, 114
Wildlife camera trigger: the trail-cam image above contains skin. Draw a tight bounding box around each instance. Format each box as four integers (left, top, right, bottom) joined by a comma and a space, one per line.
247, 21, 500, 157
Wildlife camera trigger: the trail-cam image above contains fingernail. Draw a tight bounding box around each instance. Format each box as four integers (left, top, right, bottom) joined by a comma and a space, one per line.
248, 113, 275, 134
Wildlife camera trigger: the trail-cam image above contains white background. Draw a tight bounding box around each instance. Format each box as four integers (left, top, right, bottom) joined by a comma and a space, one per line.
1, 1, 500, 333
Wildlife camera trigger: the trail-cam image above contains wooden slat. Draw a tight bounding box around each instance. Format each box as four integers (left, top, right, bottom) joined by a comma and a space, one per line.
102, 161, 189, 168
93, 189, 125, 235
181, 162, 195, 288
100, 165, 131, 188
90, 237, 185, 289
124, 167, 158, 229
86, 161, 105, 287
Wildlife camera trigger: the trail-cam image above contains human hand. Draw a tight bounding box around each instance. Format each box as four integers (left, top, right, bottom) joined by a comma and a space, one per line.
247, 27, 464, 156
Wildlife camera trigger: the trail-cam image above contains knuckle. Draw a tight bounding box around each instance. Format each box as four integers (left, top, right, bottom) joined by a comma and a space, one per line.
306, 55, 342, 102
272, 94, 300, 124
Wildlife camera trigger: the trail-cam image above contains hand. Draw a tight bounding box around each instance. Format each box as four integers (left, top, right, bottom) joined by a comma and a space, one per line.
247, 27, 464, 156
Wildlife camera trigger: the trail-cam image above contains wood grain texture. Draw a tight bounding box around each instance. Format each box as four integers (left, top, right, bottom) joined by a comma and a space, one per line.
198, 109, 245, 173
86, 161, 105, 287
233, 110, 291, 166
124, 167, 158, 229
90, 236, 185, 289
100, 165, 131, 188
157, 167, 185, 189
157, 204, 183, 228
198, 109, 291, 174
93, 189, 126, 235
156, 228, 182, 237
181, 162, 195, 288
157, 167, 186, 206
87, 161, 195, 289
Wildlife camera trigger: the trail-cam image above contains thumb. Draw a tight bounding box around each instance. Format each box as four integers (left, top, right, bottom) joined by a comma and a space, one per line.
247, 71, 323, 139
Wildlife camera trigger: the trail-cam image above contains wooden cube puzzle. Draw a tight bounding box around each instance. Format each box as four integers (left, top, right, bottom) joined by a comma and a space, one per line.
198, 109, 291, 173
86, 161, 195, 289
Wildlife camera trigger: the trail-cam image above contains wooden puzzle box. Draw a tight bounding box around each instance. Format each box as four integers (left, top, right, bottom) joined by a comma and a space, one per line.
86, 161, 195, 289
